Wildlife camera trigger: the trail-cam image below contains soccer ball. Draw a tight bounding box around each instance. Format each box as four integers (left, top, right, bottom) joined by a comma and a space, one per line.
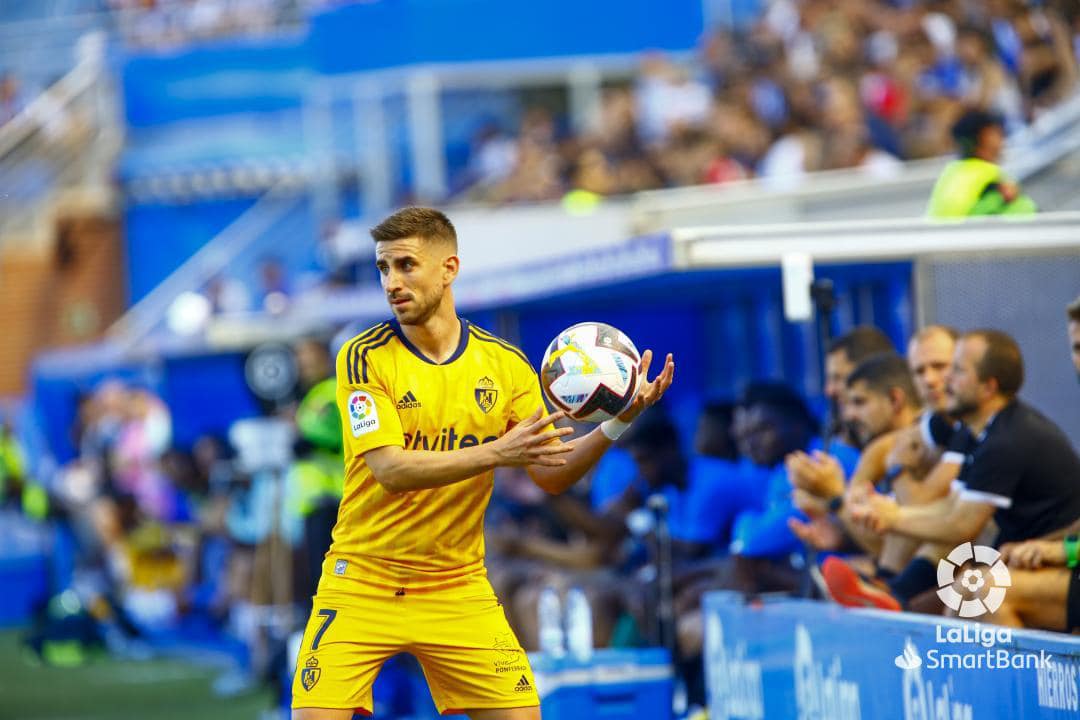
539, 322, 641, 423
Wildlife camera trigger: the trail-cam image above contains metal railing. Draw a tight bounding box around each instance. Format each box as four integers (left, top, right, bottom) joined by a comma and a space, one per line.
106, 184, 311, 351
0, 32, 120, 245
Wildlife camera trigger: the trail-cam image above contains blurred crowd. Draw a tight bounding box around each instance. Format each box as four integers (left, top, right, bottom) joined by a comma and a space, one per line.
2, 337, 344, 708
458, 0, 1080, 202
7, 292, 1079, 715
106, 0, 309, 48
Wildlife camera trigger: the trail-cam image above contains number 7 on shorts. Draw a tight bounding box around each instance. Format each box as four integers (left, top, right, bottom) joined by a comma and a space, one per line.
311, 608, 337, 650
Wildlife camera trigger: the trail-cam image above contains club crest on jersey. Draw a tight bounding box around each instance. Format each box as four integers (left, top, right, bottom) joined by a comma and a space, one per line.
475, 376, 498, 414
348, 390, 380, 437
300, 656, 321, 691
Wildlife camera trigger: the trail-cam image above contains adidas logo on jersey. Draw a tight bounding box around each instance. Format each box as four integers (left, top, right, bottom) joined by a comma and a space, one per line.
396, 391, 422, 409
514, 675, 532, 692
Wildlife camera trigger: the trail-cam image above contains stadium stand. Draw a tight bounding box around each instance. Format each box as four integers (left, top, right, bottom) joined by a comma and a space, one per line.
2, 2, 1080, 720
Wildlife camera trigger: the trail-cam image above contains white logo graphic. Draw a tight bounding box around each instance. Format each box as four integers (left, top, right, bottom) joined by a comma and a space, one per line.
704, 614, 764, 720
793, 624, 863, 720
348, 390, 380, 437
936, 542, 1011, 617
895, 641, 923, 670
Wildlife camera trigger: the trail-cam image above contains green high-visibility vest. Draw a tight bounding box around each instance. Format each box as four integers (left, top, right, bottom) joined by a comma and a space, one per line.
296, 378, 342, 453
927, 158, 1037, 219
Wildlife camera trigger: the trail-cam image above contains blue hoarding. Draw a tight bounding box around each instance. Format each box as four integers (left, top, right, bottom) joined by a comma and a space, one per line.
703, 592, 1080, 720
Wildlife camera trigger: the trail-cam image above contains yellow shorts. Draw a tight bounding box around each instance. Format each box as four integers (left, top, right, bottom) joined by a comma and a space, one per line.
291, 571, 539, 715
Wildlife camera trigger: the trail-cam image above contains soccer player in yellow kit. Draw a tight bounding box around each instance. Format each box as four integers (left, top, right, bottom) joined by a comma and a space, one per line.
291, 208, 674, 720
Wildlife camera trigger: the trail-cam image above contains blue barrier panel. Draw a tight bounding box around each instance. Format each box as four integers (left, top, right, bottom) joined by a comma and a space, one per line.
703, 592, 1080, 720
121, 35, 310, 127
309, 0, 704, 74
530, 648, 674, 720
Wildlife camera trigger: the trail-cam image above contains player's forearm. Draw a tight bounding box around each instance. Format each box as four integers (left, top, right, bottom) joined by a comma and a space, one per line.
369, 445, 499, 493
527, 427, 612, 495
849, 433, 893, 488
892, 496, 977, 544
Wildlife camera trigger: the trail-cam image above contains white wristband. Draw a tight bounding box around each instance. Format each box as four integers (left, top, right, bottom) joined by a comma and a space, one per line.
600, 417, 631, 442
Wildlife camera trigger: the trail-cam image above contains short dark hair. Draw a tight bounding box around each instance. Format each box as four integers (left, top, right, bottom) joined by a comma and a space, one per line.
700, 400, 735, 426
965, 329, 1024, 398
952, 110, 1004, 158
846, 352, 920, 409
738, 381, 819, 434
827, 326, 894, 364
621, 406, 680, 452
1067, 295, 1080, 323
371, 207, 458, 251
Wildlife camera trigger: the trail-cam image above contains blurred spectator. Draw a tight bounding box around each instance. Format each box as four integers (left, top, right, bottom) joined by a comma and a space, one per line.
256, 256, 291, 314
693, 400, 739, 461
841, 354, 921, 450
823, 326, 895, 447
926, 109, 1037, 218
907, 325, 959, 412
204, 273, 252, 315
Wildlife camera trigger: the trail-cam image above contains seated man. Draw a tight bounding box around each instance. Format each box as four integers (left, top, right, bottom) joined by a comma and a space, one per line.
946, 299, 1080, 632
790, 333, 964, 596
832, 330, 1080, 613
675, 383, 828, 649
788, 352, 926, 581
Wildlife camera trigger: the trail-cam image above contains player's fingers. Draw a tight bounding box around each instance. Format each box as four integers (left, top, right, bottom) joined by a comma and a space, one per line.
530, 442, 574, 456
638, 349, 654, 379
531, 428, 574, 445
788, 518, 810, 539
532, 456, 569, 467
530, 410, 565, 430
657, 355, 674, 385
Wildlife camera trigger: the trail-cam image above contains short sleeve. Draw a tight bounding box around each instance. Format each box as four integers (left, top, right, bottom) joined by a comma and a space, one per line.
336, 342, 404, 459
921, 412, 972, 465
955, 438, 1020, 509
508, 359, 551, 427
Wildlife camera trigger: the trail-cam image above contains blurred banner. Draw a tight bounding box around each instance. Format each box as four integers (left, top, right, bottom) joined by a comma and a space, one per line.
703, 592, 1080, 720
309, 0, 704, 75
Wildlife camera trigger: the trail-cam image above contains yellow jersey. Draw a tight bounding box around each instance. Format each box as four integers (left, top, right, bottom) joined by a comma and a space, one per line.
325, 318, 547, 591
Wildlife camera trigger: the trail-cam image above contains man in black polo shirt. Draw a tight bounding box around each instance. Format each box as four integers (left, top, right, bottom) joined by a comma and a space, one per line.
829, 329, 1080, 611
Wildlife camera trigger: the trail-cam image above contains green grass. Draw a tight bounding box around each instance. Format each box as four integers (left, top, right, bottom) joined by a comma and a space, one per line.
0, 631, 275, 720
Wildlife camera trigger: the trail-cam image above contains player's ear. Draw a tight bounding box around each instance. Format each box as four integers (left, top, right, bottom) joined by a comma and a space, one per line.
442, 253, 459, 284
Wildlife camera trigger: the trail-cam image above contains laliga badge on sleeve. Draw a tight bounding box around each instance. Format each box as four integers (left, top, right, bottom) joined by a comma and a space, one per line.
347, 390, 380, 437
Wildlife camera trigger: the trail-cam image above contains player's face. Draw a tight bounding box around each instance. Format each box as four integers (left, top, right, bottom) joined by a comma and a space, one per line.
736, 405, 788, 467
824, 351, 853, 405
946, 337, 987, 419
1069, 320, 1080, 381
375, 237, 457, 325
908, 331, 955, 412
842, 380, 895, 446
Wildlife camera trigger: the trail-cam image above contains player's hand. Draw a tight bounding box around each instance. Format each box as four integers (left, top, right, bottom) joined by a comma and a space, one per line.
792, 488, 829, 518
786, 450, 845, 500
492, 409, 574, 467
618, 350, 675, 422
788, 515, 844, 551
1001, 540, 1064, 569
848, 492, 899, 534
